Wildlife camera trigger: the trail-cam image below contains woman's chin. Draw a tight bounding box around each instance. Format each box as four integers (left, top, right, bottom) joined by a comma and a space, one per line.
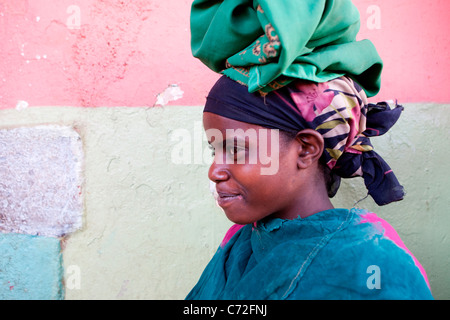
223, 209, 262, 226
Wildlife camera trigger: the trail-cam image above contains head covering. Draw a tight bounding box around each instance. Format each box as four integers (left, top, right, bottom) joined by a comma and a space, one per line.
204, 75, 405, 206
191, 0, 383, 96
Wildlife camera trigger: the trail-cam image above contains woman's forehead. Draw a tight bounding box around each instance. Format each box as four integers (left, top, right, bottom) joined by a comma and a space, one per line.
203, 112, 280, 145
205, 111, 262, 131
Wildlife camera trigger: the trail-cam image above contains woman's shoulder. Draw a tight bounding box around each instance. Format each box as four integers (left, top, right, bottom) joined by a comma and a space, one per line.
296, 208, 433, 299
328, 208, 429, 279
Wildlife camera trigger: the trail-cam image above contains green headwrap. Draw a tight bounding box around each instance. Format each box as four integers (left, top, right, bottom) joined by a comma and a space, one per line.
191, 0, 383, 97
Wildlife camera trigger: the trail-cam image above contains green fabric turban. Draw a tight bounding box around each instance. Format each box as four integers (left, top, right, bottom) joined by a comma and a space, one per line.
190, 0, 383, 97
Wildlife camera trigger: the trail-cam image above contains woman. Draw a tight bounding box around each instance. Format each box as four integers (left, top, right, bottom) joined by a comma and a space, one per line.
186, 75, 432, 300
186, 0, 433, 299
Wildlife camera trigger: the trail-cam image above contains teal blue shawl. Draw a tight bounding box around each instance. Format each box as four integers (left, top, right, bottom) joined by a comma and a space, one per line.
186, 208, 433, 300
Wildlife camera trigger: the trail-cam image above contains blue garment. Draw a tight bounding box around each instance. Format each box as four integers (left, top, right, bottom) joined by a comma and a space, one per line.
186, 208, 433, 300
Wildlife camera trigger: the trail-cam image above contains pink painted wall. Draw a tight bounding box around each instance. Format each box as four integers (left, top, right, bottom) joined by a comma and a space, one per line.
355, 0, 450, 103
0, 0, 449, 109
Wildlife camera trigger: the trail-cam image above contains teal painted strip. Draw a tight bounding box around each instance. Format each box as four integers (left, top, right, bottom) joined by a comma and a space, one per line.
0, 233, 64, 300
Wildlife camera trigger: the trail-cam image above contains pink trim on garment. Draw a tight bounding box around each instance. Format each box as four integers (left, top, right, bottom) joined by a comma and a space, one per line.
220, 224, 245, 248
359, 212, 431, 290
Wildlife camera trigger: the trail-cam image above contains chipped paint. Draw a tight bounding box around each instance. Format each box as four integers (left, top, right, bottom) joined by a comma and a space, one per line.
155, 84, 184, 106
15, 100, 29, 111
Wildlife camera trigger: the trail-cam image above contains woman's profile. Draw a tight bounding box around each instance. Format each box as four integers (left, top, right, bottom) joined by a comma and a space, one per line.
186, 0, 433, 300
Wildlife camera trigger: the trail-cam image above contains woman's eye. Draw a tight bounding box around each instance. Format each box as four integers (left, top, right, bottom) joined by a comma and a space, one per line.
228, 145, 245, 157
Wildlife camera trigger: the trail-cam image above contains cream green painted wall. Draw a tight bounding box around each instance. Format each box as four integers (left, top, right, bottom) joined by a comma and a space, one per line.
0, 104, 448, 299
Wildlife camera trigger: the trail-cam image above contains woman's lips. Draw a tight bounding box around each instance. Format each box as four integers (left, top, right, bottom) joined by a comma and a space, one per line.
216, 191, 243, 207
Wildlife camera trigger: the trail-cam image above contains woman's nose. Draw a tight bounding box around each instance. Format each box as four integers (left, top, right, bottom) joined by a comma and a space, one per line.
208, 161, 230, 183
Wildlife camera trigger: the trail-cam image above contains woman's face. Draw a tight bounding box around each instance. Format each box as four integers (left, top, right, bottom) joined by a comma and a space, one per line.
203, 112, 306, 224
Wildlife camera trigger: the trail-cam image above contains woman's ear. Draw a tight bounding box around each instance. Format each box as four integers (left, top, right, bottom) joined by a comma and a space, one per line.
294, 129, 324, 169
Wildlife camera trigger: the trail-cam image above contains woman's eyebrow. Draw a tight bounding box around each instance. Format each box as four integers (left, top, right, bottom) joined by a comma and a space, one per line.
207, 133, 248, 147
